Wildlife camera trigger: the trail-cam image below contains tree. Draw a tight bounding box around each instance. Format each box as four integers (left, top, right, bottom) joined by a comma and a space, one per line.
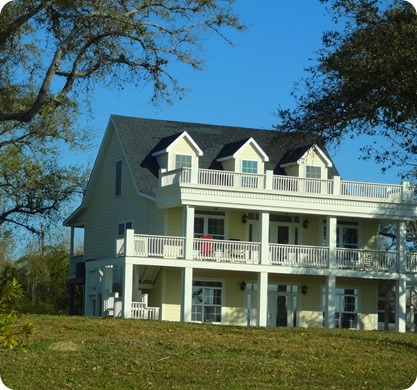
276, 0, 417, 179
0, 0, 244, 234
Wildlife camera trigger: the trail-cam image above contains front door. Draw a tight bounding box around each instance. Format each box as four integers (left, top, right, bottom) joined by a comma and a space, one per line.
267, 286, 299, 327
270, 223, 298, 245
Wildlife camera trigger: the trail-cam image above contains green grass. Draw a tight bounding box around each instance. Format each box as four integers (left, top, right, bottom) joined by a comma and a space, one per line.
1, 315, 417, 389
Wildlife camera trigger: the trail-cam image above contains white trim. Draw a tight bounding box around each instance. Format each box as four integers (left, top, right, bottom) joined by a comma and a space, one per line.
280, 144, 333, 168
174, 153, 193, 170
217, 137, 269, 162
241, 159, 259, 174
152, 131, 203, 157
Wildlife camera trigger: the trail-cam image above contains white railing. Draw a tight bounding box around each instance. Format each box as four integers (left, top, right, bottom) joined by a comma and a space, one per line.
159, 168, 412, 202
193, 238, 260, 264
131, 302, 160, 320
273, 176, 334, 195
197, 168, 266, 189
133, 234, 185, 258
407, 252, 417, 273
336, 248, 399, 272
269, 244, 329, 267
340, 181, 403, 200
160, 168, 191, 186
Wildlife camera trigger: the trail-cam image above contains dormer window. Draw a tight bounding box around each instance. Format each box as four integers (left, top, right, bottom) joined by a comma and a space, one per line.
175, 154, 192, 170
242, 160, 258, 174
306, 165, 322, 179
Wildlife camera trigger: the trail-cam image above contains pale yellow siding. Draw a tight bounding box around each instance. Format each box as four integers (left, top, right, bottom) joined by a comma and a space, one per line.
284, 165, 299, 177
235, 143, 265, 173
83, 125, 138, 260
221, 159, 235, 171
299, 149, 328, 179
167, 207, 184, 236
162, 268, 182, 321
168, 137, 199, 171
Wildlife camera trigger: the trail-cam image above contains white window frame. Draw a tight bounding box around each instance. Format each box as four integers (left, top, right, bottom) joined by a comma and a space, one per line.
191, 280, 224, 324
322, 287, 360, 329
174, 153, 193, 170
117, 221, 133, 236
305, 164, 322, 179
241, 159, 259, 174
194, 212, 225, 240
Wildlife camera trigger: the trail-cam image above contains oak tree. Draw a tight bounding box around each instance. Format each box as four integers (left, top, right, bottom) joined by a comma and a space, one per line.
276, 0, 417, 179
0, 0, 244, 234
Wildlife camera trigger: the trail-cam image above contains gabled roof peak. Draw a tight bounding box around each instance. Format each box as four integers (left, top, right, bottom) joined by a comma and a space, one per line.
216, 137, 269, 162
152, 130, 203, 157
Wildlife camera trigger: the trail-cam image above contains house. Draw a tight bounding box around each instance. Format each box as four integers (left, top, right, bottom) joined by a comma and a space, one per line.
65, 115, 417, 332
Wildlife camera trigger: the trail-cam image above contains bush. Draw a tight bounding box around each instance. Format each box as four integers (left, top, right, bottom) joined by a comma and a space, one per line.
0, 278, 33, 349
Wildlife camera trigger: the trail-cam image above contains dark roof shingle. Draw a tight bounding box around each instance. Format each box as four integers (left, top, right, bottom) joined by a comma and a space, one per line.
111, 115, 337, 196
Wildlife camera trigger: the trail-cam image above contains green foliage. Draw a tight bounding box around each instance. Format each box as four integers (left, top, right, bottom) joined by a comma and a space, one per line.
0, 278, 33, 350
0, 0, 244, 235
276, 0, 417, 179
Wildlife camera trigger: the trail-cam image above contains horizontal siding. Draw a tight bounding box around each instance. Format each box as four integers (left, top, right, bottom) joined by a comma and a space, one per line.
83, 126, 163, 259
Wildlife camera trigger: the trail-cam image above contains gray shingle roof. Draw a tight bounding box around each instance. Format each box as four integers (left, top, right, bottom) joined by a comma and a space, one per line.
112, 115, 338, 197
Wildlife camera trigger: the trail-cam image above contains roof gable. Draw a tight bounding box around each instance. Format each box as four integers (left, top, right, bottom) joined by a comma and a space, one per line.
216, 137, 269, 162
151, 131, 203, 157
279, 144, 333, 168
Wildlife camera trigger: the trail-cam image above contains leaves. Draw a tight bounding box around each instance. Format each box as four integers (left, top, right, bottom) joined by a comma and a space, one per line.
276, 0, 417, 180
0, 0, 244, 234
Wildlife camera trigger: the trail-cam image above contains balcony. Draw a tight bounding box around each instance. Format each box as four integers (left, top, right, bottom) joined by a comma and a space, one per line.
117, 233, 417, 274
159, 167, 413, 202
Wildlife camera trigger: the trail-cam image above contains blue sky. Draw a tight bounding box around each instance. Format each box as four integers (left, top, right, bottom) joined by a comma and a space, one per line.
84, 0, 402, 185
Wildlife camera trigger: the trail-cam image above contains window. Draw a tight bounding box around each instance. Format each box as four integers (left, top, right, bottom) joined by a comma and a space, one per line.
194, 212, 225, 240
192, 281, 222, 323
118, 221, 133, 236
242, 160, 258, 174
115, 160, 123, 196
175, 154, 192, 170
322, 288, 359, 329
305, 165, 322, 179
241, 160, 259, 188
322, 221, 359, 249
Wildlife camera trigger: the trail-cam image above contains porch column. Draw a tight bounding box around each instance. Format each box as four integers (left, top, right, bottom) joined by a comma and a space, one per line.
70, 227, 75, 257
327, 216, 337, 269
101, 266, 113, 316
122, 261, 133, 318
83, 268, 95, 316
181, 267, 193, 322
257, 272, 268, 327
395, 278, 407, 333
132, 265, 141, 302
260, 212, 270, 265
184, 206, 195, 260
397, 221, 407, 273
324, 275, 336, 328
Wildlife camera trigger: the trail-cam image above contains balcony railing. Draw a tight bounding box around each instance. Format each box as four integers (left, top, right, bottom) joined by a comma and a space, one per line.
159, 167, 412, 202
131, 302, 160, 320
117, 233, 417, 274
270, 243, 329, 267
193, 238, 260, 264
336, 248, 399, 272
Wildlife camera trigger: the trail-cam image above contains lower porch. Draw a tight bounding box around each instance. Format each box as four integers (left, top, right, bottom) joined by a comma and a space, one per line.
83, 259, 417, 333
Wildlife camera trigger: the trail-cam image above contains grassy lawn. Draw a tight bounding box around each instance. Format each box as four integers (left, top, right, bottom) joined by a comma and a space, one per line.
1, 315, 417, 389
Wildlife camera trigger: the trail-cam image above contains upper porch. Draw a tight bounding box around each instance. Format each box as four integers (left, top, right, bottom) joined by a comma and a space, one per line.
115, 231, 417, 276
155, 167, 416, 220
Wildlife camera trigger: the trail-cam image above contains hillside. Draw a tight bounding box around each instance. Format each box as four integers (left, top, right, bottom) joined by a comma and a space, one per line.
1, 315, 417, 389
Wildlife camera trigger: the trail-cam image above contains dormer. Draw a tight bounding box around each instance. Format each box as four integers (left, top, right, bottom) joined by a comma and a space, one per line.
152, 131, 203, 171
216, 138, 269, 174
279, 144, 333, 179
